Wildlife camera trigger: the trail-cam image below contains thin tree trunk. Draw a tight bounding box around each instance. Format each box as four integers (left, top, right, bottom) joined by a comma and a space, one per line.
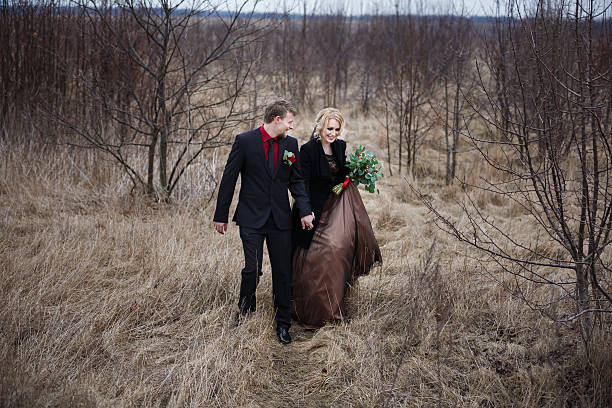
147, 131, 158, 194
451, 80, 461, 181
444, 76, 451, 185
385, 98, 392, 176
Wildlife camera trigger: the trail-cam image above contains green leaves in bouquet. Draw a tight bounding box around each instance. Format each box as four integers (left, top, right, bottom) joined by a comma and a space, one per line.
346, 145, 383, 194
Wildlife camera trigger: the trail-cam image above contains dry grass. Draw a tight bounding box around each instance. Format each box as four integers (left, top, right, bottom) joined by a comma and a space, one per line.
1, 119, 611, 408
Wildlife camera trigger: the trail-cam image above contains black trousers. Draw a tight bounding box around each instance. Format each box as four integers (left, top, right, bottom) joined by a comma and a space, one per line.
238, 216, 292, 328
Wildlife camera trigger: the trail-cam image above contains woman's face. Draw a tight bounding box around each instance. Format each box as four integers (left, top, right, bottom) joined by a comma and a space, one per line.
320, 118, 341, 145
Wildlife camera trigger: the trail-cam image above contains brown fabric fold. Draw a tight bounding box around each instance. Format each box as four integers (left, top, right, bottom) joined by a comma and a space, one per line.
292, 183, 382, 329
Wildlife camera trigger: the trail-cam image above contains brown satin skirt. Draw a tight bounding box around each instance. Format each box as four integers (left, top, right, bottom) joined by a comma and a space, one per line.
292, 183, 382, 329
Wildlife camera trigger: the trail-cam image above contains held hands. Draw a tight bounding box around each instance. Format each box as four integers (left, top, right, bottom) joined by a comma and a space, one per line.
300, 213, 315, 230
213, 221, 228, 234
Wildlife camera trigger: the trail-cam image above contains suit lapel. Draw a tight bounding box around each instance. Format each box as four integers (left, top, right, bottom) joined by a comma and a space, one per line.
273, 137, 288, 179
254, 128, 274, 179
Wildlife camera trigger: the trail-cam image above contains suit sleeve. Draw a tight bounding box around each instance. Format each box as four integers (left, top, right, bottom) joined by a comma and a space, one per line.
213, 136, 244, 223
288, 140, 312, 218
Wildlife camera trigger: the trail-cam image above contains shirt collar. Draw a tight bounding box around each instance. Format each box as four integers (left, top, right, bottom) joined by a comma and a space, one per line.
260, 125, 275, 142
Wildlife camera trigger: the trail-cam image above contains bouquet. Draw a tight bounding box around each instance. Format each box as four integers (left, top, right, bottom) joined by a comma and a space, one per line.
332, 145, 383, 195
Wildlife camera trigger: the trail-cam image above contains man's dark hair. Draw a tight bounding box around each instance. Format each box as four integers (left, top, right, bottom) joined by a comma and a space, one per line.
263, 99, 297, 124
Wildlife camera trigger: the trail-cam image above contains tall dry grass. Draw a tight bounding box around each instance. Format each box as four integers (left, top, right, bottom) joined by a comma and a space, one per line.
1, 120, 611, 407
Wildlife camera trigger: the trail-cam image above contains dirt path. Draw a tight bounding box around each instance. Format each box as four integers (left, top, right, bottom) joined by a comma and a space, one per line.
252, 327, 333, 408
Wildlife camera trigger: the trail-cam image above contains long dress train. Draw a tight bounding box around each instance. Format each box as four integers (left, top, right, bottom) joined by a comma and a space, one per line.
292, 181, 382, 329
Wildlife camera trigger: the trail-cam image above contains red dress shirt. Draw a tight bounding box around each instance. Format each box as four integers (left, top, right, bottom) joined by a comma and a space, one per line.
260, 125, 279, 169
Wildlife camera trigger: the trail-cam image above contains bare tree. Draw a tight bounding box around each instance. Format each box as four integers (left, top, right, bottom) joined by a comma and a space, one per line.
271, 0, 319, 108
375, 5, 440, 176
354, 6, 381, 115
435, 13, 477, 185
419, 0, 612, 342
51, 0, 261, 199
0, 0, 94, 135
310, 3, 353, 107
487, 0, 514, 142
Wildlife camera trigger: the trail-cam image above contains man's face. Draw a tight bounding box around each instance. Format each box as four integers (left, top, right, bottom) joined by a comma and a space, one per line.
275, 112, 295, 137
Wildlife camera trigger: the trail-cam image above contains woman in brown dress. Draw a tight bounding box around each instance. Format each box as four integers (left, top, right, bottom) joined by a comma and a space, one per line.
292, 108, 382, 329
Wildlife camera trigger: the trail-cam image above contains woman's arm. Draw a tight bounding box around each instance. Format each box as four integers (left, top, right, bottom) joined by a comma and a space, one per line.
299, 142, 313, 192
339, 139, 349, 180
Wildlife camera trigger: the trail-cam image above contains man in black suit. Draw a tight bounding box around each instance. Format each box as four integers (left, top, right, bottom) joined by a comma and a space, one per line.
213, 99, 314, 344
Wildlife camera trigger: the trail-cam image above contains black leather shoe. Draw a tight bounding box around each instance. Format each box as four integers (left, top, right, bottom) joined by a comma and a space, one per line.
277, 327, 292, 344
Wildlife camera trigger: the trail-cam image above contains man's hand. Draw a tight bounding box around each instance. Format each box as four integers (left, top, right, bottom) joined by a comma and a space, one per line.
300, 213, 315, 230
213, 221, 228, 235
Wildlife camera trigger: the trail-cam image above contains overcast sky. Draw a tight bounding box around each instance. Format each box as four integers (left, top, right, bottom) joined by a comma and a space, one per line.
243, 0, 502, 16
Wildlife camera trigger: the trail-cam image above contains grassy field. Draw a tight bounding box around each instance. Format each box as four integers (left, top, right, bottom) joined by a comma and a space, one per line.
1, 115, 611, 407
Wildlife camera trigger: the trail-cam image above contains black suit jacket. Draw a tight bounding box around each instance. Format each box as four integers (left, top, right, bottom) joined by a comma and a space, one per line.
293, 138, 348, 248
213, 128, 311, 230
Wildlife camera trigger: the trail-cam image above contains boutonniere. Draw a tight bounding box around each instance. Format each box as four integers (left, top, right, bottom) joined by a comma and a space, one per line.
282, 150, 296, 166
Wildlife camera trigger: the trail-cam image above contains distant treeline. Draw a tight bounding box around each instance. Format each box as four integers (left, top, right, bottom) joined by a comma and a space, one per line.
1, 0, 610, 180
0, 3, 502, 21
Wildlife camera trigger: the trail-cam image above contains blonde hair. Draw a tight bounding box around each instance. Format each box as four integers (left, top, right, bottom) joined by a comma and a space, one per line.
313, 107, 344, 139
